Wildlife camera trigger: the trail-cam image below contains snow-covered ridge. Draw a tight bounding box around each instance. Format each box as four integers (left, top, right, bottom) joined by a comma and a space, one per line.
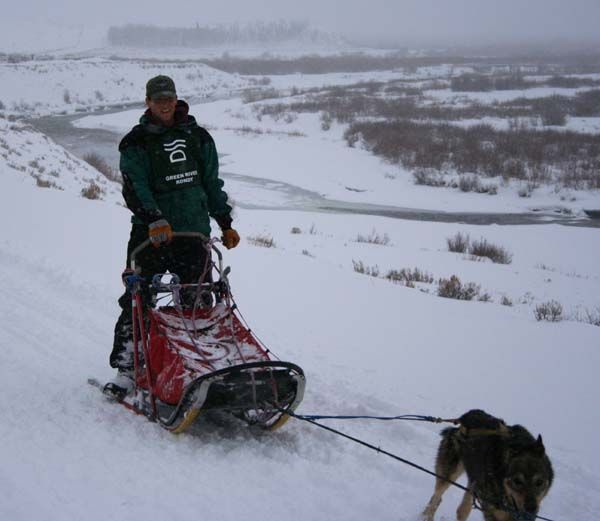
0, 116, 120, 201
0, 58, 251, 117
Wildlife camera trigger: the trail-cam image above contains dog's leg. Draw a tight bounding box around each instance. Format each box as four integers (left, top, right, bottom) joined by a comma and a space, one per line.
421, 462, 464, 521
456, 480, 473, 521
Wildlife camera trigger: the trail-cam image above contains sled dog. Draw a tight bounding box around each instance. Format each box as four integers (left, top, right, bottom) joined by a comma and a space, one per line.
422, 409, 553, 521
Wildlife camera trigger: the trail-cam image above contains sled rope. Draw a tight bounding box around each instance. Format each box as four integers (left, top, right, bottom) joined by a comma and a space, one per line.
294, 413, 458, 423
229, 295, 278, 360
282, 409, 557, 521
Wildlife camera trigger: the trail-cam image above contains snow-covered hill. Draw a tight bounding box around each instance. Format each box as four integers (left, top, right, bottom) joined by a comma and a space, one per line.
0, 130, 599, 521
0, 117, 121, 201
0, 59, 250, 117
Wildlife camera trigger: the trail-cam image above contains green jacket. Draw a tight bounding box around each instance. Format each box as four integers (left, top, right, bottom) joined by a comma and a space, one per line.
119, 101, 232, 236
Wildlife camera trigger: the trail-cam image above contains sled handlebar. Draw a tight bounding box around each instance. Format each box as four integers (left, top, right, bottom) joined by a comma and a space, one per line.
129, 232, 223, 273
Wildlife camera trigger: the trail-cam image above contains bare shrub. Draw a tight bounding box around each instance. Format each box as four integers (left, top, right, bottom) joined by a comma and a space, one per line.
355, 229, 390, 246
320, 111, 333, 131
572, 89, 600, 117
309, 224, 317, 235
546, 76, 598, 88
518, 185, 532, 198
569, 306, 600, 327
458, 174, 481, 192
534, 300, 563, 322
413, 168, 447, 187
242, 88, 281, 104
492, 73, 529, 90
583, 307, 600, 327
451, 74, 493, 92
352, 260, 380, 277
478, 293, 492, 302
500, 157, 527, 180
385, 267, 434, 285
283, 113, 297, 124
83, 152, 121, 183
94, 90, 105, 102
501, 295, 513, 307
458, 174, 497, 194
447, 232, 470, 253
34, 176, 59, 189
302, 249, 314, 258
437, 275, 480, 300
0, 100, 5, 110
63, 89, 72, 104
290, 227, 302, 234
81, 181, 104, 200
345, 117, 600, 189
470, 238, 513, 264
539, 95, 568, 126
247, 234, 275, 248
485, 184, 498, 195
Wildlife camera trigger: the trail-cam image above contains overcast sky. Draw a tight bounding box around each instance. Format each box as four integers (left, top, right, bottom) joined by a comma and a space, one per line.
5, 0, 600, 47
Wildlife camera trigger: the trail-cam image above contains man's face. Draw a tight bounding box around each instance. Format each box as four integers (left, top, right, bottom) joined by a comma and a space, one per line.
146, 95, 177, 126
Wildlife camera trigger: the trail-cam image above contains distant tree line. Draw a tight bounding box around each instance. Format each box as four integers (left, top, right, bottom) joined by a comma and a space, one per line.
107, 21, 333, 47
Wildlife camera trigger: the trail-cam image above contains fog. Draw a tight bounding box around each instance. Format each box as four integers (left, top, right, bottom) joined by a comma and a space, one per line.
3, 0, 600, 48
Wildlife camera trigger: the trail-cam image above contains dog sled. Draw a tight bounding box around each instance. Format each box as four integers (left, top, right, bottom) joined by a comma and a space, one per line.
92, 232, 305, 434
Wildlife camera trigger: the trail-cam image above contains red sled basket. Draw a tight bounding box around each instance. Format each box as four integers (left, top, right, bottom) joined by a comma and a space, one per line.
123, 232, 305, 434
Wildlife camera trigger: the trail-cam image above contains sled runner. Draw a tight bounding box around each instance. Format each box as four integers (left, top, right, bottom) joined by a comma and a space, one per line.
95, 232, 305, 434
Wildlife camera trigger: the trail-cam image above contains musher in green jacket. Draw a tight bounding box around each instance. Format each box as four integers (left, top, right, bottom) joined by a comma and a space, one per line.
107, 75, 240, 396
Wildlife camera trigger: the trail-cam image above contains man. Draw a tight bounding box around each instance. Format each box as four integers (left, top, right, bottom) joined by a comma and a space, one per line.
106, 75, 240, 398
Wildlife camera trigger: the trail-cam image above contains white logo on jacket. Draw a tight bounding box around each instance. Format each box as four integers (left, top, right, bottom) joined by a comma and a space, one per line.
163, 139, 187, 163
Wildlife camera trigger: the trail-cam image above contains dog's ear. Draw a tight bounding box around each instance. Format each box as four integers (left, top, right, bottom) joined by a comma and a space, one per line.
534, 434, 545, 454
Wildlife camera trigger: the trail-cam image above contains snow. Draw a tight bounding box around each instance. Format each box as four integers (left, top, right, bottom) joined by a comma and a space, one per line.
1, 128, 600, 520
1, 52, 600, 521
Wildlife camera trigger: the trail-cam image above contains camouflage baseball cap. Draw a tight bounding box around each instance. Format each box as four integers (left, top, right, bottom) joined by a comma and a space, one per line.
146, 75, 177, 99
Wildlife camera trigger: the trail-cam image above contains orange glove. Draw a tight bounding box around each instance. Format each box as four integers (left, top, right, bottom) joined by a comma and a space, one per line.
222, 228, 240, 249
148, 218, 173, 247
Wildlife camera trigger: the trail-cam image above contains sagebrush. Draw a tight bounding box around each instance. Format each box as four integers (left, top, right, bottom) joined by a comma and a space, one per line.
247, 234, 276, 248
437, 275, 481, 300
534, 300, 563, 322
352, 260, 380, 277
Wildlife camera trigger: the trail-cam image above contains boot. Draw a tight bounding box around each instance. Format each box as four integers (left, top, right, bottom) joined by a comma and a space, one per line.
103, 369, 134, 401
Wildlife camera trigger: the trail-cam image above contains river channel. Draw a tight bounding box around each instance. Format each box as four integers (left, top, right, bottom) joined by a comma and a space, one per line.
30, 104, 599, 229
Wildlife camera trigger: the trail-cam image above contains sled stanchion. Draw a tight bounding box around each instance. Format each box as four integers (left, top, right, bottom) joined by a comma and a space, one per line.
131, 286, 140, 396
136, 290, 157, 420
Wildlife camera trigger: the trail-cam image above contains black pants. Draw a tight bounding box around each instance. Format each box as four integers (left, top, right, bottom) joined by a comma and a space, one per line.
110, 225, 211, 370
